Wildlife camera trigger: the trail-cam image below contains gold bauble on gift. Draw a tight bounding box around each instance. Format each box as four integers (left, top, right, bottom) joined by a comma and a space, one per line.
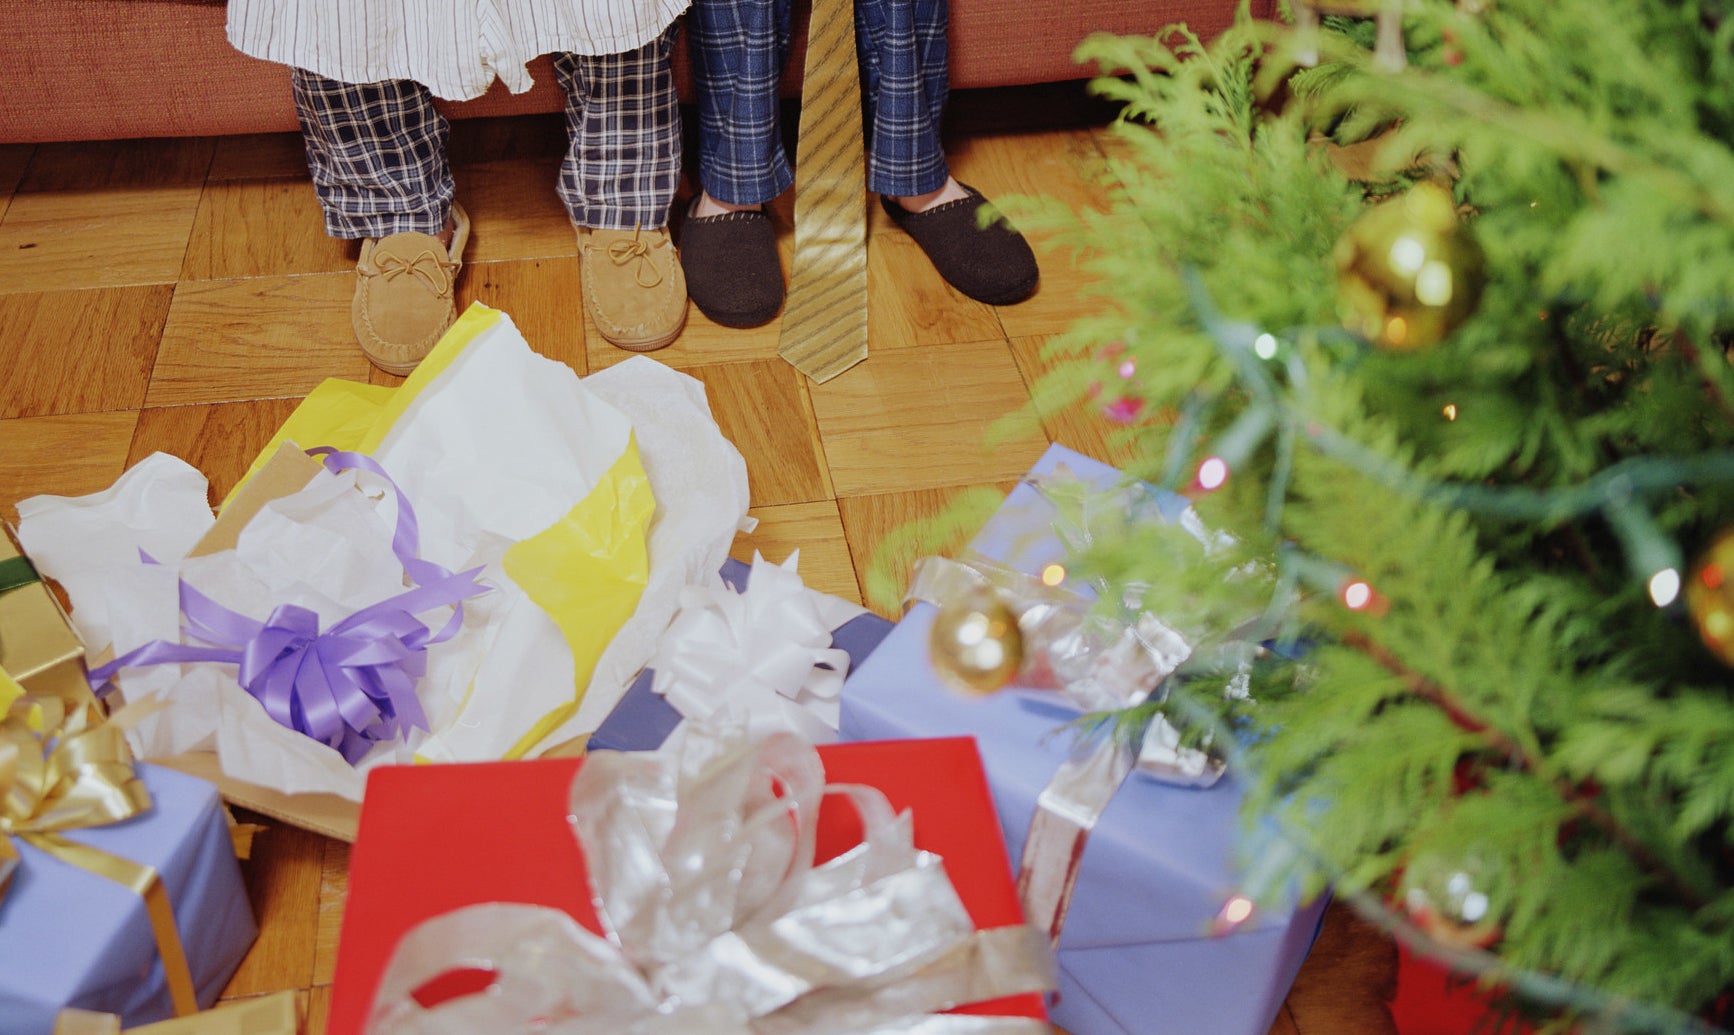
1686, 528, 1734, 667
929, 584, 1024, 694
1335, 181, 1486, 351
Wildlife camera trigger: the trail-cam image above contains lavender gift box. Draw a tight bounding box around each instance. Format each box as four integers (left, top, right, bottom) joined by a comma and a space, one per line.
0, 763, 258, 1034
588, 558, 892, 753
839, 443, 1327, 1035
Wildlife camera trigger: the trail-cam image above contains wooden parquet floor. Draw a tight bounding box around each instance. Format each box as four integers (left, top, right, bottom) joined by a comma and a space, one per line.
0, 85, 1398, 1034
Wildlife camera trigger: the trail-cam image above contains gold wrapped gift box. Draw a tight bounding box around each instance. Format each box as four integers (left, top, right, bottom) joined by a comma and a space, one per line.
0, 529, 97, 708
55, 991, 300, 1035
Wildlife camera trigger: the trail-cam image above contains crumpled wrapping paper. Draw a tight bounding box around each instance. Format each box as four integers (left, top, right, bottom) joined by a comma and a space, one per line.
554, 355, 753, 738
15, 308, 749, 800
366, 726, 1056, 1034
644, 552, 866, 744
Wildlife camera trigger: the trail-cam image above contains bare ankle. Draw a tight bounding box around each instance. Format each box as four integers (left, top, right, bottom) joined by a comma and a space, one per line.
693, 191, 765, 218
888, 177, 970, 214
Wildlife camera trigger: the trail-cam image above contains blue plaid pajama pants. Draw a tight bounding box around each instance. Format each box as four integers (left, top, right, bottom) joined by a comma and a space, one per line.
687, 0, 950, 205
292, 31, 682, 238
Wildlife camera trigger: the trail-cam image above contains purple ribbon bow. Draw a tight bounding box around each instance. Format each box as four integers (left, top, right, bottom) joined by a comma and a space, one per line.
90, 448, 489, 764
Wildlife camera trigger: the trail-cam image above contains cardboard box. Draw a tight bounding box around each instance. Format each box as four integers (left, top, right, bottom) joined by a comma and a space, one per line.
0, 764, 259, 1034
55, 991, 299, 1035
840, 443, 1328, 1035
326, 739, 1046, 1035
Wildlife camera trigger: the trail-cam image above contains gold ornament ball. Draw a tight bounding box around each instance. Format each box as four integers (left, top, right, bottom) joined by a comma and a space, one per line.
1686, 529, 1734, 667
1402, 858, 1502, 951
929, 585, 1024, 694
1335, 181, 1486, 351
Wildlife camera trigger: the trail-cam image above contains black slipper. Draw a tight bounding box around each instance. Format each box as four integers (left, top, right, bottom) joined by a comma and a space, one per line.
678, 197, 785, 328
881, 184, 1039, 306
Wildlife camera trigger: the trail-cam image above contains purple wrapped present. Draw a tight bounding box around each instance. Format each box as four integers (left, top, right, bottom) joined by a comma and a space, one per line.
840, 443, 1327, 1035
0, 763, 257, 1034
589, 557, 892, 753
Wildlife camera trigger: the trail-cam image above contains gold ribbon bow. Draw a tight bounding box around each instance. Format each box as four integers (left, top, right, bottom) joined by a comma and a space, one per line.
0, 677, 200, 1017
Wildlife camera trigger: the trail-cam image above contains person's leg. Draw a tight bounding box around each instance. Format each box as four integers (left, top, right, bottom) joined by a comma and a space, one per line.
855, 0, 949, 203
857, 0, 1039, 305
681, 0, 792, 327
558, 35, 686, 351
689, 0, 795, 208
293, 68, 470, 372
554, 31, 682, 232
293, 69, 458, 239
554, 33, 688, 352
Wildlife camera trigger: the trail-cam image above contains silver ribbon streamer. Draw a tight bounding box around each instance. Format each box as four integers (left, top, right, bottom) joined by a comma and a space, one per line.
366, 728, 1056, 1034
910, 465, 1263, 949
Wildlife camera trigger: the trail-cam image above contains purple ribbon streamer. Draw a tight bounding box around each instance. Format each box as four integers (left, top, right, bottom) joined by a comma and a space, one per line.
89, 448, 490, 764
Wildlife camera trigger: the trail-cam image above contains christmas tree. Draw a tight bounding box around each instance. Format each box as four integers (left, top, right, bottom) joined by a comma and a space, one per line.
943, 1, 1734, 1029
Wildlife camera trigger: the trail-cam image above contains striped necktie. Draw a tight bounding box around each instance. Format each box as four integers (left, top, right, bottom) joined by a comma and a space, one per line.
776, 0, 869, 383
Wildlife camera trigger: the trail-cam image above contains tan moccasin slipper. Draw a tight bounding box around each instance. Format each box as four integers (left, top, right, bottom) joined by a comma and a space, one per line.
352, 203, 471, 374
578, 226, 688, 352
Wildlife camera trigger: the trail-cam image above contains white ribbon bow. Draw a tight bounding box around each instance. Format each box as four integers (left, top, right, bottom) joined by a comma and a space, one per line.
650, 553, 858, 743
366, 728, 1055, 1034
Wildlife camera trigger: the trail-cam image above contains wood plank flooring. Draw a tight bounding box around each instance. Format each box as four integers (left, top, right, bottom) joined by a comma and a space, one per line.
0, 88, 1397, 1034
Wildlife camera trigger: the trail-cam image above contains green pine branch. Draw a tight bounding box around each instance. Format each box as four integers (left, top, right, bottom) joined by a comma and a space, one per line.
974, 0, 1734, 1026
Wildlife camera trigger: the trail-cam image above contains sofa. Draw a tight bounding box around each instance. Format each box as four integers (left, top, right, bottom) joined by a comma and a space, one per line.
0, 0, 1270, 144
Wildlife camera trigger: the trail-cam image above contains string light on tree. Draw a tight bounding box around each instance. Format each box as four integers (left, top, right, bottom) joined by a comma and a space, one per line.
1100, 347, 1146, 424
1335, 182, 1486, 351
1191, 406, 1277, 493
1211, 894, 1257, 935
1195, 456, 1231, 493
1604, 496, 1685, 608
1339, 578, 1389, 616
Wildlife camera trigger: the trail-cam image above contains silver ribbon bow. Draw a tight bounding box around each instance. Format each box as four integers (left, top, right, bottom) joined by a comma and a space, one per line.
366, 727, 1056, 1034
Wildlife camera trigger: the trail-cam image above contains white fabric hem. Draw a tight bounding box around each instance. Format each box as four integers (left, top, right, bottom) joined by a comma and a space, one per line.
227, 3, 689, 104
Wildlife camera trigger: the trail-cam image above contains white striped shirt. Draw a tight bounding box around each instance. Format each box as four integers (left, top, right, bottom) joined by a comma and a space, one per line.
228, 0, 689, 101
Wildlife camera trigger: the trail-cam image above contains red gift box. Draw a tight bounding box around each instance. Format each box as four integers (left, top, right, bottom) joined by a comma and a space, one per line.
327, 737, 1048, 1034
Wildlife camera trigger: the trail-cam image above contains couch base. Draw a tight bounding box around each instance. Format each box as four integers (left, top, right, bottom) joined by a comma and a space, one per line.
1, 0, 1264, 145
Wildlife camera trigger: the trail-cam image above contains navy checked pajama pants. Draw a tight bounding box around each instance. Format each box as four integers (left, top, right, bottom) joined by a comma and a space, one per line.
687, 0, 950, 205
292, 31, 682, 239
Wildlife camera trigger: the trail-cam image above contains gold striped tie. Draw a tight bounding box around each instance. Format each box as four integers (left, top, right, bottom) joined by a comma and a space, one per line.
776, 0, 869, 383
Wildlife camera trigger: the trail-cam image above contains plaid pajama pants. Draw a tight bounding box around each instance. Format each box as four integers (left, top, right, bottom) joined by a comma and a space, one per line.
687, 0, 951, 205
292, 30, 682, 238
